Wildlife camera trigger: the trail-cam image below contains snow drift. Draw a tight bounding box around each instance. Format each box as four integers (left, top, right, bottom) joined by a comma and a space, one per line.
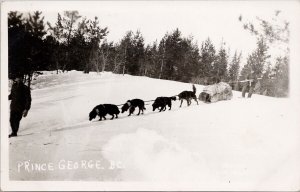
7, 71, 300, 191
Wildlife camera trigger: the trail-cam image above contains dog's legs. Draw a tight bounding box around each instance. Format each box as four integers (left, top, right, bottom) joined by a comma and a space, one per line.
159, 106, 163, 112
99, 116, 102, 121
110, 114, 114, 120
169, 104, 172, 110
180, 99, 183, 107
194, 97, 199, 105
116, 114, 118, 118
103, 116, 106, 120
129, 107, 135, 116
137, 108, 141, 115
141, 106, 144, 114
128, 108, 132, 116
187, 99, 190, 106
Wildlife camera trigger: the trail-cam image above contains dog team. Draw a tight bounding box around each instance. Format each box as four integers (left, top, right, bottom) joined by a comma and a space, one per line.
89, 85, 201, 121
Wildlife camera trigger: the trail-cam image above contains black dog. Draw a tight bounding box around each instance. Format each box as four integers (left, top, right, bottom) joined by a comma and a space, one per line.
152, 96, 176, 112
178, 85, 199, 107
89, 104, 120, 121
121, 99, 146, 116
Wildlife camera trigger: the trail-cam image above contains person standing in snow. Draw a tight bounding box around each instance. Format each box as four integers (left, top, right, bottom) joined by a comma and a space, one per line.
242, 75, 258, 98
8, 75, 31, 138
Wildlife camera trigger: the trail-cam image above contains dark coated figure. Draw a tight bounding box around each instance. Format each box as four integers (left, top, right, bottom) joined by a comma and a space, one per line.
8, 77, 31, 138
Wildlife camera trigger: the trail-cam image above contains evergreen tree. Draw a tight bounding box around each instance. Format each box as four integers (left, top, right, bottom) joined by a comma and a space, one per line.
155, 29, 201, 82
24, 11, 47, 87
47, 13, 65, 73
68, 18, 89, 71
241, 38, 269, 80
61, 11, 82, 72
140, 41, 160, 77
157, 29, 200, 82
163, 28, 183, 80
213, 43, 229, 81
85, 16, 108, 73
8, 11, 26, 80
131, 31, 145, 75
198, 38, 216, 84
228, 51, 241, 82
240, 10, 289, 97
228, 51, 242, 90
118, 31, 134, 75
117, 30, 145, 75
157, 38, 166, 79
272, 56, 289, 97
180, 37, 201, 82
42, 35, 59, 71
8, 11, 47, 88
99, 40, 114, 72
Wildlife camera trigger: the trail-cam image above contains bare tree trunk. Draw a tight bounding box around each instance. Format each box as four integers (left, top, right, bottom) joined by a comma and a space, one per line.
122, 44, 127, 76
159, 59, 164, 79
62, 52, 68, 73
122, 65, 125, 76
101, 54, 106, 72
159, 46, 165, 79
113, 56, 118, 73
56, 60, 59, 74
94, 60, 99, 74
64, 14, 75, 73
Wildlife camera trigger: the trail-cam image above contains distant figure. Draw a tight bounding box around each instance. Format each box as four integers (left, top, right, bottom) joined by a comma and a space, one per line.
242, 76, 258, 98
8, 76, 31, 138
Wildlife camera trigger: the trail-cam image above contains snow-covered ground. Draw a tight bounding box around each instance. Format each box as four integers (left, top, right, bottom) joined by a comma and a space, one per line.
8, 71, 300, 190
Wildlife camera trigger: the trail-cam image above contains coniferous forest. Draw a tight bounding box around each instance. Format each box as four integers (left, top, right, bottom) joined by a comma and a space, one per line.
8, 11, 289, 97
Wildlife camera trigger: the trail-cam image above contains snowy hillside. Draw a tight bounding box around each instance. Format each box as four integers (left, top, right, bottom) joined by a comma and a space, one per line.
9, 71, 300, 190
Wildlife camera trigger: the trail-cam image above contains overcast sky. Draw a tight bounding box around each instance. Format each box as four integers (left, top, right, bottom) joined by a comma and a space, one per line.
3, 1, 299, 64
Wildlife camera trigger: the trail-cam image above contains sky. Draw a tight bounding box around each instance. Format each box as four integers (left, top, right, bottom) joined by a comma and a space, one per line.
3, 1, 299, 65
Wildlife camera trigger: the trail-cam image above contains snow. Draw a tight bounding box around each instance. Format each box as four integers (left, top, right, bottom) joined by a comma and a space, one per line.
8, 71, 300, 190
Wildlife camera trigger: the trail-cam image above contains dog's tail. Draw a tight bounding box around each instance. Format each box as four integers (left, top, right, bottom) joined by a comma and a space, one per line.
192, 84, 196, 94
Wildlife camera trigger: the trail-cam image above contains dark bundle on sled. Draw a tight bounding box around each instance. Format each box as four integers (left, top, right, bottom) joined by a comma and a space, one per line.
89, 104, 120, 121
177, 84, 199, 107
199, 82, 233, 103
121, 99, 146, 116
199, 92, 211, 103
152, 96, 176, 112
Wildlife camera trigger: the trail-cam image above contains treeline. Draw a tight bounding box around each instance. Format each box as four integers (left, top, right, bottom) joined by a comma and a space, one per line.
8, 11, 289, 97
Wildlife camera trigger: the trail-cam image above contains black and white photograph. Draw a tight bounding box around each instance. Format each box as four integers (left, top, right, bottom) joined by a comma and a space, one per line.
1, 0, 300, 191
